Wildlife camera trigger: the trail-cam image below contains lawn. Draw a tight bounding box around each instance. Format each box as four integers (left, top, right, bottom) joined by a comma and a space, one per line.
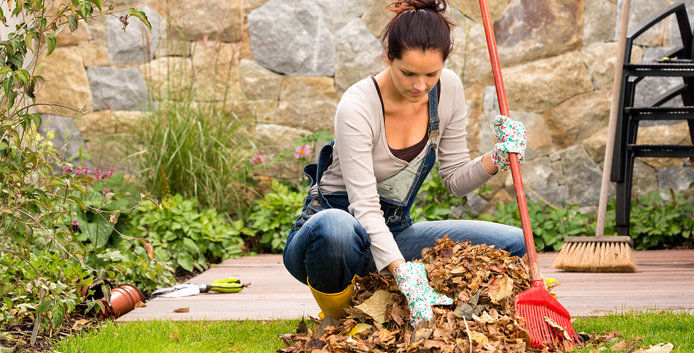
50, 311, 693, 353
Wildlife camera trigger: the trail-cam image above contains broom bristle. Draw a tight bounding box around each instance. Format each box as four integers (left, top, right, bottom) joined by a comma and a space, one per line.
553, 237, 637, 272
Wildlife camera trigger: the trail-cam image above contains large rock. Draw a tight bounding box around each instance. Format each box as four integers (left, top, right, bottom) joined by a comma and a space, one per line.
315, 0, 370, 33
106, 7, 163, 64
478, 110, 552, 160
542, 90, 611, 148
636, 122, 692, 169
334, 19, 385, 93
239, 59, 283, 101
361, 0, 393, 38
36, 48, 94, 116
277, 76, 339, 131
447, 16, 491, 85
502, 51, 594, 113
243, 100, 279, 123
631, 159, 659, 198
449, 0, 511, 24
504, 156, 569, 206
464, 83, 486, 153
505, 145, 610, 206
249, 0, 335, 76
87, 67, 150, 111
583, 127, 609, 164
56, 22, 92, 46
657, 167, 694, 198
78, 110, 143, 141
583, 0, 617, 45
76, 44, 109, 66
255, 123, 312, 179
78, 110, 144, 175
38, 114, 88, 163
617, 0, 674, 47
244, 0, 269, 16
138, 57, 193, 100
494, 0, 584, 66
191, 41, 244, 102
168, 0, 243, 42
581, 42, 644, 91
634, 46, 684, 110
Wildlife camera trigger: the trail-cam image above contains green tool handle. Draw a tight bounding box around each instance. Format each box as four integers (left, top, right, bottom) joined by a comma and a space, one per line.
203, 277, 244, 293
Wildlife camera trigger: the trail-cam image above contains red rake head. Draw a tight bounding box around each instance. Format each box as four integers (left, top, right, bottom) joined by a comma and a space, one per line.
515, 281, 580, 349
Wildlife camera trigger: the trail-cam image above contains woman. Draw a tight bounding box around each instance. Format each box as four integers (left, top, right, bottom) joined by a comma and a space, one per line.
283, 0, 527, 327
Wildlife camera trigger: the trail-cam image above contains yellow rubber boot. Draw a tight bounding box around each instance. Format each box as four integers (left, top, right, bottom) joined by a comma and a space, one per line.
308, 277, 354, 319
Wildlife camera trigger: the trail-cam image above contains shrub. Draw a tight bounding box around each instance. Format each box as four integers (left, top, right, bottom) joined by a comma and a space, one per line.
128, 194, 245, 273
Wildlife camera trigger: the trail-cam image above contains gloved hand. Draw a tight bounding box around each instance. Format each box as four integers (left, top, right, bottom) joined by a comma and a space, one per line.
490, 115, 527, 172
393, 262, 453, 327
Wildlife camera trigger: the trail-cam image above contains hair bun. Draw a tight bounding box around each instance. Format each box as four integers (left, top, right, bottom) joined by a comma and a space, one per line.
387, 0, 447, 15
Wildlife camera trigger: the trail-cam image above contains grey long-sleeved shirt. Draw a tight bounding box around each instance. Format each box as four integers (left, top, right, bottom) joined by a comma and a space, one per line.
316, 68, 493, 272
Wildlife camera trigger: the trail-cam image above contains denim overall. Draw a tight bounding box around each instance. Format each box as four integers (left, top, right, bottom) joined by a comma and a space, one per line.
283, 83, 526, 294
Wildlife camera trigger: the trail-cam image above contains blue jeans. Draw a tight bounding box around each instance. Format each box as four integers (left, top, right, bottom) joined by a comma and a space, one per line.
283, 208, 526, 293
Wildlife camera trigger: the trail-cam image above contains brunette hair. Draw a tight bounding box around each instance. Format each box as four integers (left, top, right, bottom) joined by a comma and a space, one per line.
382, 0, 454, 61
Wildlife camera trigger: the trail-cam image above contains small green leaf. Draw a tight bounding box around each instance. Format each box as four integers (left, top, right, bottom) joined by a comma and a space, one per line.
44, 33, 56, 55
36, 299, 53, 315
126, 8, 151, 31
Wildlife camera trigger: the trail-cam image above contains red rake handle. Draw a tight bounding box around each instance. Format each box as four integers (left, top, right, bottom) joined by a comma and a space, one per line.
478, 0, 541, 283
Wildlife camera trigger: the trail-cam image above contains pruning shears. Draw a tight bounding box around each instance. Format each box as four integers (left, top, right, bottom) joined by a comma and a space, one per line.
150, 277, 246, 299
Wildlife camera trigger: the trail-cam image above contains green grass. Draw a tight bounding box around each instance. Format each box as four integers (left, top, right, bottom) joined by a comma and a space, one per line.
572, 311, 694, 352
52, 319, 301, 353
51, 312, 694, 353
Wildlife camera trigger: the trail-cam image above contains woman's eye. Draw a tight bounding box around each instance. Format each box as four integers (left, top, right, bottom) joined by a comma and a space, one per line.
403, 72, 414, 77
426, 73, 437, 77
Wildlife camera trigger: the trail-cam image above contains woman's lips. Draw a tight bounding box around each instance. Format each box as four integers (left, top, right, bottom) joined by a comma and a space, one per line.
408, 90, 424, 97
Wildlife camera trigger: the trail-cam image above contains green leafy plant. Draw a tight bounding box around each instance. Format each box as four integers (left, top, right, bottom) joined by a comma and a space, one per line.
0, 0, 151, 340
128, 194, 245, 273
132, 37, 258, 217
245, 180, 306, 253
627, 190, 693, 250
411, 165, 464, 222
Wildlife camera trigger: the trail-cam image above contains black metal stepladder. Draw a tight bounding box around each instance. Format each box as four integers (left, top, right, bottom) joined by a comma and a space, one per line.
612, 1, 694, 236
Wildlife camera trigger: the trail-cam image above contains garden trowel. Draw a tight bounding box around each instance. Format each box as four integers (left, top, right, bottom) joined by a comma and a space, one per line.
150, 277, 245, 298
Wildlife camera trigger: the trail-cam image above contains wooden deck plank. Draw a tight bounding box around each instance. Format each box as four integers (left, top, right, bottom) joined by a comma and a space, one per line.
117, 250, 694, 322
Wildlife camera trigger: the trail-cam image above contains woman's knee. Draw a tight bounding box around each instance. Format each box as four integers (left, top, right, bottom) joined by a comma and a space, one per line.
305, 209, 367, 249
503, 227, 526, 258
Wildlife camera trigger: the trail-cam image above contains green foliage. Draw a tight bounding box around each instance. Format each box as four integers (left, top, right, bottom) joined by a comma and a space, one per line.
411, 165, 464, 222
627, 190, 694, 250
132, 42, 257, 216
128, 194, 245, 273
245, 180, 306, 253
479, 201, 594, 251
479, 189, 693, 251
0, 0, 151, 336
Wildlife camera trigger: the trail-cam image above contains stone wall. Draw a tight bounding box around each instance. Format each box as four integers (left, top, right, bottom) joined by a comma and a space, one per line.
8, 0, 692, 213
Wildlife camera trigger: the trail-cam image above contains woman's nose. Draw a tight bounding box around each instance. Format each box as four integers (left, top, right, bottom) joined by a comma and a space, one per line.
413, 78, 426, 91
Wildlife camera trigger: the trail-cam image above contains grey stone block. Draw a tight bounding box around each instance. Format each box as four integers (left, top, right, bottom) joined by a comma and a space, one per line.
249, 0, 335, 76
106, 6, 163, 64
87, 66, 150, 111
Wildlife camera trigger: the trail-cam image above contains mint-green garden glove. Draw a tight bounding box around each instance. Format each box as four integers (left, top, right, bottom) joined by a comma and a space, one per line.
393, 262, 453, 327
490, 115, 527, 172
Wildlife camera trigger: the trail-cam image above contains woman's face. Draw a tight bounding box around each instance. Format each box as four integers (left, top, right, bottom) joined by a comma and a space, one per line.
387, 49, 444, 103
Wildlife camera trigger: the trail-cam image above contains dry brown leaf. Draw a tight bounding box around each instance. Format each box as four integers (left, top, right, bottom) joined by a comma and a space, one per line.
71, 319, 90, 331
347, 323, 372, 336
545, 316, 574, 342
642, 343, 674, 353
488, 275, 514, 304
172, 307, 189, 313
354, 290, 394, 324
469, 331, 488, 345
138, 238, 154, 261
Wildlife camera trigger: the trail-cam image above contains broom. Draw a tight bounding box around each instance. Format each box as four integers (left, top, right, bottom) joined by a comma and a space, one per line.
478, 0, 580, 347
552, 0, 637, 272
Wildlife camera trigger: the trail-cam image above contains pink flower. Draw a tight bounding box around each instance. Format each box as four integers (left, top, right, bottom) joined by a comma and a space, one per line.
71, 220, 79, 226
250, 149, 266, 166
108, 169, 115, 175
63, 167, 72, 173
293, 144, 311, 159
95, 168, 102, 175
81, 167, 90, 173
102, 188, 110, 195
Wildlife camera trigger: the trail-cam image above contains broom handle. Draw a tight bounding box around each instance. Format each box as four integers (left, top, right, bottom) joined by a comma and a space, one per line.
479, 0, 541, 282
597, 0, 631, 236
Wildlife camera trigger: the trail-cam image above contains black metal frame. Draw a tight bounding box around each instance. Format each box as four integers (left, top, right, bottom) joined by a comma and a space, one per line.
610, 2, 694, 236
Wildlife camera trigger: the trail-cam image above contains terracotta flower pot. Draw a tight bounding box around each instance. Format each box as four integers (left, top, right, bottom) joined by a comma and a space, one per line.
108, 284, 145, 318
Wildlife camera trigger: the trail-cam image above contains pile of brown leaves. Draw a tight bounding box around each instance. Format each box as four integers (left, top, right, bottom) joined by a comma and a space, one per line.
279, 237, 542, 353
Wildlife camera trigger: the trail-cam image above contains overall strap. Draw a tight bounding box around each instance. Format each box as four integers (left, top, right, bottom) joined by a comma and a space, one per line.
427, 81, 441, 149
315, 141, 335, 208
